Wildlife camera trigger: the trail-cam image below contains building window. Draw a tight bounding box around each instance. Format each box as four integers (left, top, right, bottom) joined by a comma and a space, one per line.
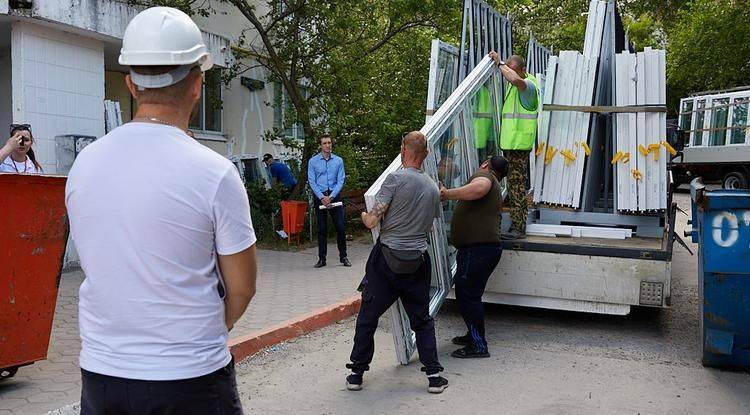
273, 82, 305, 141
190, 69, 223, 133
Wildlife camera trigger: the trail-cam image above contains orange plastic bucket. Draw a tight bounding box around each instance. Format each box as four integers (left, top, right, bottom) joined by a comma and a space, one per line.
0, 175, 68, 378
280, 200, 307, 246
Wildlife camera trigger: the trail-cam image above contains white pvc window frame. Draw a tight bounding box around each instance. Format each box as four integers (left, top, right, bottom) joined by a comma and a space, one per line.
682, 91, 750, 148
365, 57, 501, 365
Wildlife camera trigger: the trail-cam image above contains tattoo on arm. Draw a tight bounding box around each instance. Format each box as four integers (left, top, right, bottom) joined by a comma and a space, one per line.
369, 201, 389, 218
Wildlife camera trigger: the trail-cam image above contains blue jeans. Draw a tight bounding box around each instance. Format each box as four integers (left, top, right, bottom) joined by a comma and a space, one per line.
454, 244, 502, 351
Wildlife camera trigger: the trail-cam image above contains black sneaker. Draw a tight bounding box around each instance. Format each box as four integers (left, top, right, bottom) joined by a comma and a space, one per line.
501, 229, 526, 240
341, 257, 352, 267
314, 259, 326, 268
451, 345, 490, 359
427, 375, 449, 394
451, 332, 472, 346
346, 373, 363, 391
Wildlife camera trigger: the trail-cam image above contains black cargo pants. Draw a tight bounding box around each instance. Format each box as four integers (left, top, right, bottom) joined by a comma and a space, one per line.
348, 241, 443, 375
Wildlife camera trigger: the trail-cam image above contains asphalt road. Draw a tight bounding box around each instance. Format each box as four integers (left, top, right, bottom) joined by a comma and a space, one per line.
233, 193, 750, 414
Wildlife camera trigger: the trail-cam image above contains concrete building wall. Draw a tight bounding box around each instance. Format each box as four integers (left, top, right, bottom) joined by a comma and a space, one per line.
11, 21, 105, 173
1, 0, 284, 163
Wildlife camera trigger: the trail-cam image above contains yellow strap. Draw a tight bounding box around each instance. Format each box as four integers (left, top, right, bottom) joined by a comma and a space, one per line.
535, 142, 546, 157
611, 151, 624, 165
621, 152, 631, 164
582, 142, 591, 156
561, 149, 576, 161
662, 141, 677, 156
544, 146, 557, 165
638, 144, 650, 157
631, 168, 642, 180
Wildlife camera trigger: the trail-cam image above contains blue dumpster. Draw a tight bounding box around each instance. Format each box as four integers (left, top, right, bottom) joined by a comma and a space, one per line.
689, 178, 750, 370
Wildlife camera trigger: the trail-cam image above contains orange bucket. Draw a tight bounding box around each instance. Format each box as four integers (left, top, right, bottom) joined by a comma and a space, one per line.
0, 175, 68, 378
280, 200, 307, 246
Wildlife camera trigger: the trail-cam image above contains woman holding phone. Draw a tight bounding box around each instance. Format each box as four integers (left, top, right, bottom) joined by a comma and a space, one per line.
0, 124, 42, 174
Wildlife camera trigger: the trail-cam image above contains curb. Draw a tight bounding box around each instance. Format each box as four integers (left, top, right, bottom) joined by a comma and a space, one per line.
229, 295, 361, 362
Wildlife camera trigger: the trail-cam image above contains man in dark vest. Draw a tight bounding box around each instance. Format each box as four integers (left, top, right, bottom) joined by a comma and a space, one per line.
440, 155, 508, 358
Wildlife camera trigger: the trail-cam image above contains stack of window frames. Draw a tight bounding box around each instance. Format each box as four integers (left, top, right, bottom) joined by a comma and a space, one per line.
533, 0, 607, 208
613, 48, 667, 212
533, 51, 598, 207
526, 35, 551, 78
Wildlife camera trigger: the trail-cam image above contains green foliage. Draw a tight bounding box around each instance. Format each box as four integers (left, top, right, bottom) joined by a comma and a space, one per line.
666, 0, 750, 111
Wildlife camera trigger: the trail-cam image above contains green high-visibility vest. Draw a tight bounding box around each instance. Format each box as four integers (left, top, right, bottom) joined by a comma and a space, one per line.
473, 86, 494, 150
500, 73, 540, 151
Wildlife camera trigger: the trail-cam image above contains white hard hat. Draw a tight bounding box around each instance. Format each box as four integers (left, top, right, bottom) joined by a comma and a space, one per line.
119, 7, 213, 88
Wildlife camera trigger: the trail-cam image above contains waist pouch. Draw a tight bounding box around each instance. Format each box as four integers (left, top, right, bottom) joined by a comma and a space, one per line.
381, 244, 424, 274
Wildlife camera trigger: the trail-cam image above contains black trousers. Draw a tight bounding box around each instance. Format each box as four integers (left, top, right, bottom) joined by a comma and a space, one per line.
315, 193, 347, 261
80, 358, 243, 415
349, 242, 443, 375
454, 244, 503, 351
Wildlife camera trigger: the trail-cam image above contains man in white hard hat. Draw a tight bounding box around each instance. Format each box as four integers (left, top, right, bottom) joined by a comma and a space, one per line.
66, 7, 256, 414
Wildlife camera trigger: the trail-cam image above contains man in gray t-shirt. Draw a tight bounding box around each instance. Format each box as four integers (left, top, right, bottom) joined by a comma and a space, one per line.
345, 131, 448, 394
376, 167, 440, 252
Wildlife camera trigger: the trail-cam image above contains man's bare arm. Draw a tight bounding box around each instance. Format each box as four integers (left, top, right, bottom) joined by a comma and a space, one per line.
489, 51, 527, 91
361, 201, 389, 229
218, 244, 257, 331
441, 177, 493, 201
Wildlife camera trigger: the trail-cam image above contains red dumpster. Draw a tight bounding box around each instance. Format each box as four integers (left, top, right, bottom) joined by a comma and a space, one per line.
280, 200, 307, 246
0, 174, 68, 379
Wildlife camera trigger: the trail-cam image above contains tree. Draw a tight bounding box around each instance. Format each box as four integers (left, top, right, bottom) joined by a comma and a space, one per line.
666, 0, 750, 110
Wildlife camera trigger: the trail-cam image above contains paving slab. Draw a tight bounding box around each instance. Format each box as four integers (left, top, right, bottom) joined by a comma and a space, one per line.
0, 241, 370, 415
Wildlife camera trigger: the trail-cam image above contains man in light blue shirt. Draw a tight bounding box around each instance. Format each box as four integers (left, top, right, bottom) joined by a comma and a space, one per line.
308, 134, 349, 268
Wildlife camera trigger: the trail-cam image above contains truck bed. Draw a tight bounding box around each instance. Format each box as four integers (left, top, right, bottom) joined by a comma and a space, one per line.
501, 234, 671, 261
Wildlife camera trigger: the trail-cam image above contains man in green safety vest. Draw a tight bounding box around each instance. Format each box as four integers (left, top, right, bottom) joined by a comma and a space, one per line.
489, 51, 539, 240
472, 85, 495, 160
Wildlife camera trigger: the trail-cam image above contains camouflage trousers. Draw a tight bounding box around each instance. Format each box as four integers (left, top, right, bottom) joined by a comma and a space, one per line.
504, 150, 530, 233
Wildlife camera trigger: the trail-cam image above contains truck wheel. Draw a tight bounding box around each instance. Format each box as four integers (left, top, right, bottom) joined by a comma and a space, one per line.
722, 172, 747, 190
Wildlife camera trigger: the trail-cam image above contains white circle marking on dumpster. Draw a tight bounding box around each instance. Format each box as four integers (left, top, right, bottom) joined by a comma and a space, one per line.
712, 211, 739, 248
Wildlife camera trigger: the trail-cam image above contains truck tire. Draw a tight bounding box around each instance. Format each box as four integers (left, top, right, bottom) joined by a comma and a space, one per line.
722, 171, 748, 190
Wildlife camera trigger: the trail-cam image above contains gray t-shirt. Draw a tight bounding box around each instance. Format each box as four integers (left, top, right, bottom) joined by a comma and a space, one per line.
376, 167, 441, 252
519, 79, 538, 111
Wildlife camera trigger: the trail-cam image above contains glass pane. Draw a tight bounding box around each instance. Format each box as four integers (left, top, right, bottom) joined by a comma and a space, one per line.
428, 114, 466, 297
731, 98, 749, 144
680, 100, 693, 147
242, 159, 262, 184
436, 48, 458, 108
709, 98, 729, 146
694, 100, 706, 146
470, 78, 500, 161
189, 94, 203, 130
204, 69, 223, 132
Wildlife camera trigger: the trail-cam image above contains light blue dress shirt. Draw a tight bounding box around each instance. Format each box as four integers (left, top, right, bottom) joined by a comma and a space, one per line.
307, 152, 345, 199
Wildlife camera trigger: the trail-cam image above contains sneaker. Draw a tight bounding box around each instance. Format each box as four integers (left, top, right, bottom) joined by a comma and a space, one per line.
314, 259, 326, 268
501, 229, 526, 240
427, 375, 449, 394
346, 373, 363, 391
451, 332, 472, 346
341, 257, 352, 267
451, 345, 490, 359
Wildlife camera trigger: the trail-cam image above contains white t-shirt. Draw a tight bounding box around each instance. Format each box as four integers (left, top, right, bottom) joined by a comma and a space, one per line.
0, 156, 39, 174
65, 122, 256, 381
